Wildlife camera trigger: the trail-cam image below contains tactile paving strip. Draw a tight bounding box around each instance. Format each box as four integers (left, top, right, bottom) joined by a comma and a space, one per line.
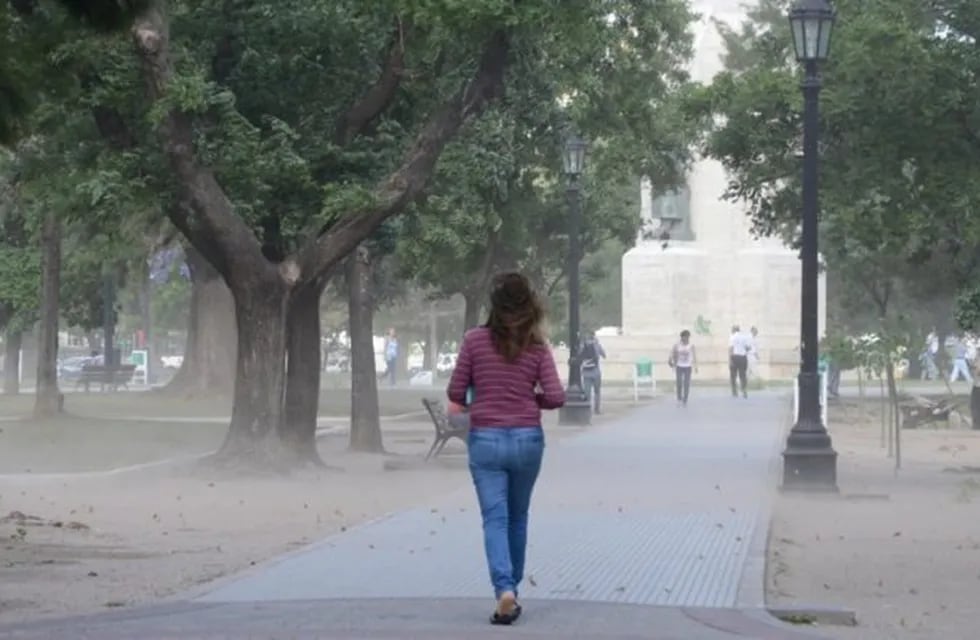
200, 506, 757, 608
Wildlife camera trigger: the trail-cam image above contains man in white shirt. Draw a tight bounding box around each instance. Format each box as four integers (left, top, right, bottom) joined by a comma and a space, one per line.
729, 325, 752, 398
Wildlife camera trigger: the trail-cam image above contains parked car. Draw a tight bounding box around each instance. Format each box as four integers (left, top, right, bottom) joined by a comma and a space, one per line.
436, 353, 456, 377
57, 355, 97, 382
161, 355, 184, 369
324, 354, 349, 373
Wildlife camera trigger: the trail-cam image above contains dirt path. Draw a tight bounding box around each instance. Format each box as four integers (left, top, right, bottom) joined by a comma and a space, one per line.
768, 399, 980, 639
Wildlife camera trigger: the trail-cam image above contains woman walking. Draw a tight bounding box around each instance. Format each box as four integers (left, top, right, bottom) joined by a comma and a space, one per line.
668, 330, 697, 406
447, 272, 565, 625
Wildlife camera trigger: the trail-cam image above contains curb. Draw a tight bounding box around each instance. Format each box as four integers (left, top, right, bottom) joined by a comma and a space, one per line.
768, 604, 858, 627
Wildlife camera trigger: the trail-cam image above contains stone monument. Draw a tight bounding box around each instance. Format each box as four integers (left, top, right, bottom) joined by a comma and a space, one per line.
602, 0, 826, 382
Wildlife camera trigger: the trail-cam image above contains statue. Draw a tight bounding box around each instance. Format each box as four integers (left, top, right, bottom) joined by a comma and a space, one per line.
640, 180, 694, 244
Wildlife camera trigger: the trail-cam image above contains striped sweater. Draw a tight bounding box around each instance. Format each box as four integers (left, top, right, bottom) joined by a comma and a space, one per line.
447, 326, 566, 428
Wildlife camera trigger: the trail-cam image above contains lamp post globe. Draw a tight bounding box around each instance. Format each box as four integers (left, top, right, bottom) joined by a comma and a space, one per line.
558, 132, 592, 426
562, 134, 587, 177
782, 0, 839, 490
789, 0, 836, 63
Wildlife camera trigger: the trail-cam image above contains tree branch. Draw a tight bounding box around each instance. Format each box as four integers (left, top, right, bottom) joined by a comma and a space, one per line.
461, 226, 501, 301
298, 29, 510, 281
546, 266, 568, 298
957, 109, 980, 152
131, 1, 275, 286
334, 17, 409, 146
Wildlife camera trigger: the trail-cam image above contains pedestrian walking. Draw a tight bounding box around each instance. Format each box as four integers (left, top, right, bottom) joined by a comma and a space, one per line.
383, 328, 399, 386
447, 272, 565, 625
950, 336, 974, 384
579, 331, 606, 414
668, 330, 697, 406
729, 325, 752, 398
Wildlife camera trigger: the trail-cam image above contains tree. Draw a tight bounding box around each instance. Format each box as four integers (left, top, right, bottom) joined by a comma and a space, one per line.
396, 3, 697, 331
124, 0, 701, 467
700, 0, 980, 347
7, 0, 700, 468
119, 0, 517, 468
345, 245, 382, 452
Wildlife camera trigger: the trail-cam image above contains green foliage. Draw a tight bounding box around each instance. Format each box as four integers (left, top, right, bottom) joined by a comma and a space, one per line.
703, 0, 980, 337
396, 0, 697, 311
150, 272, 190, 332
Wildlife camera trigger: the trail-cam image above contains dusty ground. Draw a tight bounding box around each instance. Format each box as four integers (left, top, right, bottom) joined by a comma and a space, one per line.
0, 391, 631, 624
0, 386, 441, 420
768, 397, 980, 640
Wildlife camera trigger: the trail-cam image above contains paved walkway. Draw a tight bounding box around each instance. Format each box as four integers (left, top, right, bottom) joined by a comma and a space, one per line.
0, 391, 828, 639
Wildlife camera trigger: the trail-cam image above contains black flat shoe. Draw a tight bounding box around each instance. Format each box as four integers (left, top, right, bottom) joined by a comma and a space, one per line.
490, 605, 522, 625
490, 592, 520, 625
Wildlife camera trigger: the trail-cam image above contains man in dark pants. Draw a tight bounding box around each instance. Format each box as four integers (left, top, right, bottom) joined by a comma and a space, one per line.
580, 332, 606, 414
728, 325, 751, 398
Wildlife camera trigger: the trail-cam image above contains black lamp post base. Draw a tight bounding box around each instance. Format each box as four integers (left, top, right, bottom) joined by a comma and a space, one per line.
782, 428, 838, 491
559, 384, 592, 426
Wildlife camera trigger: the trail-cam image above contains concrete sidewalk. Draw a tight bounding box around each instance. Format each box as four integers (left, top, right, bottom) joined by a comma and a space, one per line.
0, 391, 828, 639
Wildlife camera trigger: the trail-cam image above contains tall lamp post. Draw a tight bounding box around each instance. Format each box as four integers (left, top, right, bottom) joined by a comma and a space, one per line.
782, 0, 838, 490
558, 133, 592, 426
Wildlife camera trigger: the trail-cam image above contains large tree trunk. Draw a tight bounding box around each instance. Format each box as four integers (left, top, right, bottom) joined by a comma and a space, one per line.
463, 290, 482, 330
166, 245, 236, 395
34, 213, 61, 418
4, 328, 22, 395
215, 275, 292, 467
424, 302, 437, 371
139, 272, 153, 383
281, 279, 326, 464
885, 361, 901, 470
347, 246, 383, 452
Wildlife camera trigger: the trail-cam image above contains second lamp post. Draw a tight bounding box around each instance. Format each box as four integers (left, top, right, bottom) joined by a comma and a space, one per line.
558, 133, 592, 426
782, 0, 838, 490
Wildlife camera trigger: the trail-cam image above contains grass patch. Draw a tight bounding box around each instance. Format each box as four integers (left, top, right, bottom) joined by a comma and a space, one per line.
0, 416, 227, 474
0, 387, 437, 421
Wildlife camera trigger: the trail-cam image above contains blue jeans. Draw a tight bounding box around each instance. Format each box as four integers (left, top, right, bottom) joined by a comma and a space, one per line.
468, 427, 545, 598
582, 368, 601, 412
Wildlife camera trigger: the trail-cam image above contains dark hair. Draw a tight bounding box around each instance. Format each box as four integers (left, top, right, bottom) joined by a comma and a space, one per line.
485, 272, 545, 362
680, 330, 690, 339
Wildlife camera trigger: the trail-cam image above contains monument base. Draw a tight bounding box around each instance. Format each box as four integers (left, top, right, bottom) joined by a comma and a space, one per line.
615, 240, 823, 383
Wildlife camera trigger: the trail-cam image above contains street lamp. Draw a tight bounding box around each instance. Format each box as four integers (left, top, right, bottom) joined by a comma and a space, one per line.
558, 133, 592, 426
782, 0, 838, 490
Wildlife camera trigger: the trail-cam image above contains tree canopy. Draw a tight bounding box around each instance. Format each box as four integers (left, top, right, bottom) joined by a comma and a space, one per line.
701, 0, 980, 334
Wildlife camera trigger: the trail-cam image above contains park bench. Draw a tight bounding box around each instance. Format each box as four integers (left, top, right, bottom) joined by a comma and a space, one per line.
77, 364, 137, 393
899, 395, 960, 429
421, 398, 469, 461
